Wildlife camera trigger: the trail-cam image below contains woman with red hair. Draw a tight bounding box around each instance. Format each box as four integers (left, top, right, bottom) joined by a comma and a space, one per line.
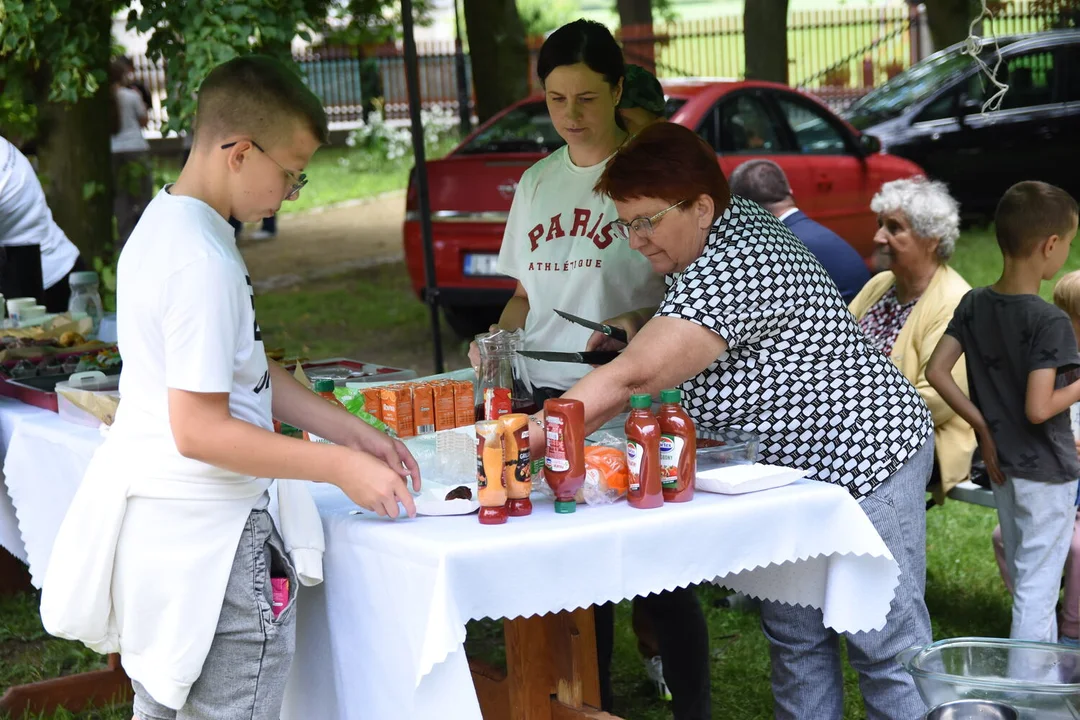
529, 121, 936, 719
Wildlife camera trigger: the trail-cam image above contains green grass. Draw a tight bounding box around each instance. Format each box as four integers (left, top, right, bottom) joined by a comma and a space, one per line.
0, 225, 1049, 719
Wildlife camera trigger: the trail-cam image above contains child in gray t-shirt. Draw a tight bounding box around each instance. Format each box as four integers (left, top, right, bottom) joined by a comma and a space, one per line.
928, 181, 1080, 643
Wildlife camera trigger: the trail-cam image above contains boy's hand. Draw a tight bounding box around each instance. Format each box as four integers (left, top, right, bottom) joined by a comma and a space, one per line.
336, 449, 417, 518
358, 433, 422, 493
978, 429, 1007, 485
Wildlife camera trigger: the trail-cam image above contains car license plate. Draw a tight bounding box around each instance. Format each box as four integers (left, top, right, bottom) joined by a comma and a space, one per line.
464, 253, 501, 277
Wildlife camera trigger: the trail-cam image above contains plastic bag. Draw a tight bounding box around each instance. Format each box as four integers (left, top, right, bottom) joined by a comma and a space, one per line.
582, 446, 629, 506
534, 431, 629, 506
334, 386, 398, 437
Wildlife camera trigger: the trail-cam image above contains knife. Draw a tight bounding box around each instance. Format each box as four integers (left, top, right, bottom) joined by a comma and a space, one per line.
555, 309, 629, 345
517, 350, 621, 365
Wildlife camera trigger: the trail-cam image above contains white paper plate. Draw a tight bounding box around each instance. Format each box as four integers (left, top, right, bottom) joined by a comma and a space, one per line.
695, 463, 806, 495
414, 484, 480, 516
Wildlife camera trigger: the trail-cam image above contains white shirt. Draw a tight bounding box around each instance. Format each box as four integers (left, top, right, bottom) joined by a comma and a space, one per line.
496, 146, 666, 391
111, 87, 149, 153
40, 187, 324, 710
111, 186, 274, 478
0, 136, 81, 289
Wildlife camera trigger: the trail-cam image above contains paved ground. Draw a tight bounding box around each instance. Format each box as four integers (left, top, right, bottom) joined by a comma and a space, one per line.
239, 191, 406, 292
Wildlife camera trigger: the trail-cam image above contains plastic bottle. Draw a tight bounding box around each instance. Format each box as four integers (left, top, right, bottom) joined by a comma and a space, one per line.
500, 413, 533, 516
658, 388, 696, 503
544, 398, 586, 514
625, 394, 663, 510
314, 379, 346, 409
476, 420, 509, 524
67, 271, 104, 337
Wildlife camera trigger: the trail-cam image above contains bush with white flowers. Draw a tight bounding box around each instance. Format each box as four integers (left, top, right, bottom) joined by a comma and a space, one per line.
347, 103, 460, 166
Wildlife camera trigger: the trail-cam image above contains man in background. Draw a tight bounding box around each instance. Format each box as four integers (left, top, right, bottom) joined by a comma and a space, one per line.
729, 158, 869, 302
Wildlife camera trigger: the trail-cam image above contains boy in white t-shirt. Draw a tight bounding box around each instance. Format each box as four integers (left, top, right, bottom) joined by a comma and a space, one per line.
41, 56, 420, 720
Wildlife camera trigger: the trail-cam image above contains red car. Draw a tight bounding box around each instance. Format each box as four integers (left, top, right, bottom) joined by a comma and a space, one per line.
404, 79, 924, 337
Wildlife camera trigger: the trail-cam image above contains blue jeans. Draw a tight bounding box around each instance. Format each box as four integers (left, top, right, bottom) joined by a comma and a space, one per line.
759, 435, 935, 720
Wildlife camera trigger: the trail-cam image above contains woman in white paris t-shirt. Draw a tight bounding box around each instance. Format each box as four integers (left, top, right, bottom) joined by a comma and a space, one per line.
491, 21, 665, 397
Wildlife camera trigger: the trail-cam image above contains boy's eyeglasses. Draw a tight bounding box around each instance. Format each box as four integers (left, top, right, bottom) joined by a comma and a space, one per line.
611, 200, 687, 241
220, 140, 308, 200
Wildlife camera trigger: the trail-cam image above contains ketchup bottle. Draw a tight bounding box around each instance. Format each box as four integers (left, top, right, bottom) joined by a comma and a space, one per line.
658, 389, 696, 503
625, 394, 663, 510
544, 398, 585, 514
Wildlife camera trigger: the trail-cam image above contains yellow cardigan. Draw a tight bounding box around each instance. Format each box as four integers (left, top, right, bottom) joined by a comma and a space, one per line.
849, 264, 976, 503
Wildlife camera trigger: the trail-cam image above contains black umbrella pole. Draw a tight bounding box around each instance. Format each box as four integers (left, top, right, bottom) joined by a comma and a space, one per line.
401, 0, 445, 374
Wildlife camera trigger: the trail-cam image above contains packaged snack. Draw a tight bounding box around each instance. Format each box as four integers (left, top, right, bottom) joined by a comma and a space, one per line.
433, 382, 457, 431
453, 380, 475, 427
362, 387, 382, 422
413, 383, 435, 435
381, 385, 415, 438
582, 445, 630, 506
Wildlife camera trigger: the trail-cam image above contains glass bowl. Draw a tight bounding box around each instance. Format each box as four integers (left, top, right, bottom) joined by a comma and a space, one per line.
897, 637, 1080, 719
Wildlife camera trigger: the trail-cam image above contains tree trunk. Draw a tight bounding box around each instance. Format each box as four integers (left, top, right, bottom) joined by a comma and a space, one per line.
617, 0, 655, 72
744, 0, 790, 84
36, 85, 116, 263
463, 0, 529, 122
922, 0, 977, 52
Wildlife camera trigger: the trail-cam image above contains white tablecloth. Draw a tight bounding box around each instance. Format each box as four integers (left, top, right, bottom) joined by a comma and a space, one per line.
282, 478, 900, 720
0, 398, 101, 579
0, 398, 902, 720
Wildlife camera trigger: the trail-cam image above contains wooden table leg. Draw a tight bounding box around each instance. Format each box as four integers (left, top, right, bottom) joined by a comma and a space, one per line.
471, 606, 622, 720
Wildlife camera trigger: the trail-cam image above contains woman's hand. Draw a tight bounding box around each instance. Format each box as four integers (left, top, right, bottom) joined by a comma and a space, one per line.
585, 311, 648, 353
978, 429, 1006, 486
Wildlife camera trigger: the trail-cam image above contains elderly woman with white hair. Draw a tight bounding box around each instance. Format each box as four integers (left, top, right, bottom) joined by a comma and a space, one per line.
849, 177, 976, 504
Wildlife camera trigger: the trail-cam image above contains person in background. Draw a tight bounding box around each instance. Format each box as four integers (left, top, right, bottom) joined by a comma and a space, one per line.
117, 55, 153, 110
110, 57, 151, 248
618, 63, 666, 136
928, 181, 1080, 644
849, 177, 976, 505
990, 269, 1080, 646
0, 134, 85, 312
728, 159, 869, 303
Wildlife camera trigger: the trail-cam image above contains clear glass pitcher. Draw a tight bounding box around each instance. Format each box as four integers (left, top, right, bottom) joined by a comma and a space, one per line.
474, 329, 536, 420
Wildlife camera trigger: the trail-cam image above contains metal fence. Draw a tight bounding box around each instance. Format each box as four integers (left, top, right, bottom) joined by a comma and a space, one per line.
129, 0, 1076, 133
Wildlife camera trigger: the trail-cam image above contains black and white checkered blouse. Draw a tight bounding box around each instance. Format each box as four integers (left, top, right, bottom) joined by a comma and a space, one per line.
658, 196, 933, 499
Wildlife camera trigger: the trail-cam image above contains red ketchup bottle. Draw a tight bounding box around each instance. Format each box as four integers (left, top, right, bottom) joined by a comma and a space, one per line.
544, 398, 586, 514
658, 389, 696, 503
625, 394, 663, 509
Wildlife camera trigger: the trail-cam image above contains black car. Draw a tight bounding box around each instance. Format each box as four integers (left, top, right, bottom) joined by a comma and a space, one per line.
845, 30, 1080, 219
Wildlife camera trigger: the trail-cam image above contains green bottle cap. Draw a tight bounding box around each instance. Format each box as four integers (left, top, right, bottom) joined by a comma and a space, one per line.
313, 379, 336, 393
554, 499, 577, 514
630, 393, 652, 409
660, 389, 681, 404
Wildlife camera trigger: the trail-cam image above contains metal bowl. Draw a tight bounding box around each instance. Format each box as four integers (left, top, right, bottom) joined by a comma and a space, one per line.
926, 699, 1019, 720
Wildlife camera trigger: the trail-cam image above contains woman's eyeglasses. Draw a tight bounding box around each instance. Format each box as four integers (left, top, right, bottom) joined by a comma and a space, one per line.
220, 140, 308, 200
611, 200, 687, 240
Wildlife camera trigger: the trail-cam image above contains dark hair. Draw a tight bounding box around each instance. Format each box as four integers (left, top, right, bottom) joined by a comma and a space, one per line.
194, 55, 329, 148
537, 19, 624, 88
727, 159, 791, 206
596, 122, 730, 221
995, 181, 1079, 258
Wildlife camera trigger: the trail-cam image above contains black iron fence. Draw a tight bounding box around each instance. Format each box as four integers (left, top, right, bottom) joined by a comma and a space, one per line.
129, 0, 1077, 132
